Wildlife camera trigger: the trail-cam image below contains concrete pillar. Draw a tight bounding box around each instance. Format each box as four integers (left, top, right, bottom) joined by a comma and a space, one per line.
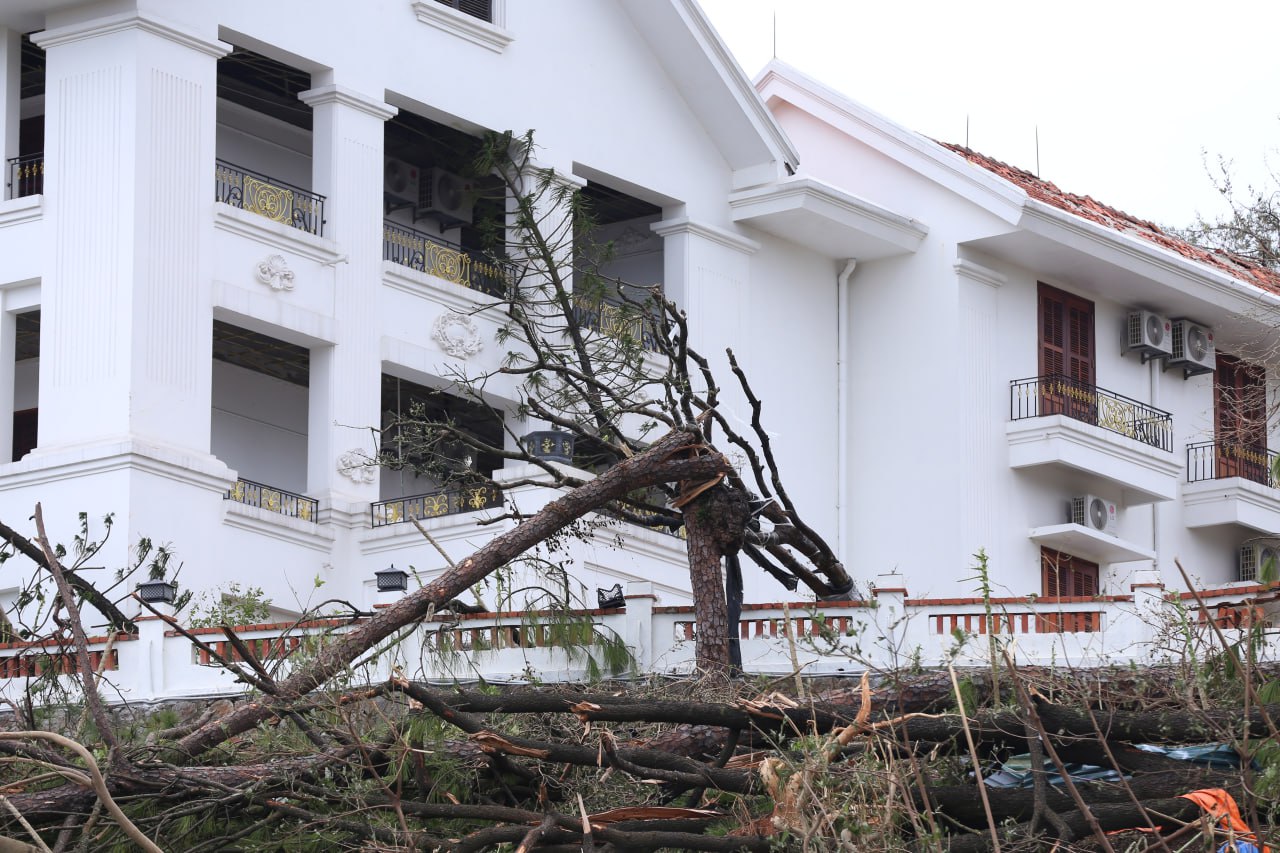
624, 580, 656, 671
298, 83, 395, 510
0, 307, 16, 460
32, 13, 227, 451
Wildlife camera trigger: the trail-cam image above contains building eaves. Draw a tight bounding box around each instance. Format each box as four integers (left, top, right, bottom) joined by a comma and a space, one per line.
941, 142, 1280, 299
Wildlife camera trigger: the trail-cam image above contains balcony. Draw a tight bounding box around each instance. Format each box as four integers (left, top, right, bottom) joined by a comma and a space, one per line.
1007, 374, 1181, 503
6, 153, 42, 200
383, 220, 510, 298
371, 483, 503, 527
226, 478, 317, 523
572, 298, 661, 353
214, 160, 325, 237
1183, 440, 1280, 532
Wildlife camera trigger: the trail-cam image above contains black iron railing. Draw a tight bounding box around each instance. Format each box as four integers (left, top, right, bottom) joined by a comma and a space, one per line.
383, 220, 510, 297
215, 160, 325, 236
6, 153, 42, 199
371, 483, 503, 527
1187, 440, 1276, 487
1010, 374, 1173, 452
572, 299, 661, 353
226, 478, 318, 522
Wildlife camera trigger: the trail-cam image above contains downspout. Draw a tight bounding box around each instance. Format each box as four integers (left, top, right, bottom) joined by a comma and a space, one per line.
1149, 359, 1161, 575
836, 259, 858, 566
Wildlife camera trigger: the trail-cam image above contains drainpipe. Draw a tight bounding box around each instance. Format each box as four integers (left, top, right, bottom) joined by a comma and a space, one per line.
1149, 359, 1161, 578
836, 259, 858, 565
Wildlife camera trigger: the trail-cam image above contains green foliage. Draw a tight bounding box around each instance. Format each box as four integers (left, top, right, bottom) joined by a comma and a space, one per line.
185, 582, 273, 628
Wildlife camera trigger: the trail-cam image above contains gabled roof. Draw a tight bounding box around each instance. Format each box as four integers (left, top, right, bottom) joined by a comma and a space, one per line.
940, 142, 1280, 298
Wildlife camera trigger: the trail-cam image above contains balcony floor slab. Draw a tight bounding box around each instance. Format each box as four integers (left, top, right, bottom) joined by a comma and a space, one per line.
1029, 523, 1156, 564
1183, 477, 1280, 533
1007, 414, 1181, 504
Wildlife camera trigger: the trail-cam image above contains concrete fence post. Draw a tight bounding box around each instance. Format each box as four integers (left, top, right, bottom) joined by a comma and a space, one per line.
624, 581, 656, 672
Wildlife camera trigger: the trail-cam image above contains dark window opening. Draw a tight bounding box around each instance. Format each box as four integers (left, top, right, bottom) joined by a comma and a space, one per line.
12, 311, 38, 462
213, 320, 309, 386
434, 0, 494, 23
217, 47, 313, 131
380, 374, 504, 495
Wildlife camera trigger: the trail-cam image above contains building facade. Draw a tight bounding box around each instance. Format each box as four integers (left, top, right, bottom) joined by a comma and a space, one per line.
0, 3, 1273, 687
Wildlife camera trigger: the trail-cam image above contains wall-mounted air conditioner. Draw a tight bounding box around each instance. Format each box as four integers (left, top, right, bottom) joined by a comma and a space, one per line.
1166, 319, 1215, 377
1124, 310, 1172, 362
1070, 494, 1117, 536
1239, 542, 1278, 583
384, 158, 421, 208
419, 168, 475, 225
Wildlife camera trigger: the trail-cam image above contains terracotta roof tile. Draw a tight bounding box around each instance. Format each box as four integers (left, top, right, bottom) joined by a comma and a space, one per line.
938, 142, 1280, 297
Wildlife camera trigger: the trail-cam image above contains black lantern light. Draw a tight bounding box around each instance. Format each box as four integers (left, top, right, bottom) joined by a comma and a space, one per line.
522, 429, 574, 464
137, 579, 177, 605
597, 583, 625, 610
375, 565, 409, 592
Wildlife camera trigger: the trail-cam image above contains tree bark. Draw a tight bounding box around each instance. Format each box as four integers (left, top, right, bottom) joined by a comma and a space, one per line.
680, 485, 749, 672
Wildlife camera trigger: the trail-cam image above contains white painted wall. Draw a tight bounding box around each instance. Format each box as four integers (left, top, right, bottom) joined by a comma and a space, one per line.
211, 360, 308, 493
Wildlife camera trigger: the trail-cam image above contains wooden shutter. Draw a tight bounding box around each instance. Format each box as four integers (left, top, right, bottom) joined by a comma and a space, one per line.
1215, 353, 1268, 481
1041, 547, 1099, 597
1038, 284, 1094, 382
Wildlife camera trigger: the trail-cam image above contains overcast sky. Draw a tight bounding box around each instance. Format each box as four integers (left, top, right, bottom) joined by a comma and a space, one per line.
699, 0, 1280, 230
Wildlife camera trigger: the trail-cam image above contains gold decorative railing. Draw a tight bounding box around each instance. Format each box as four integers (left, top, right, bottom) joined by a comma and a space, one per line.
226, 478, 317, 523
572, 298, 660, 352
382, 220, 511, 298
1009, 375, 1173, 452
6, 153, 42, 199
371, 483, 502, 527
1187, 440, 1276, 487
215, 160, 325, 236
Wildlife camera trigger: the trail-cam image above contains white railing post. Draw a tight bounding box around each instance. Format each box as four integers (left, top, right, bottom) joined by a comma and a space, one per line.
129, 613, 170, 702
624, 581, 656, 672
872, 572, 909, 669
1129, 567, 1166, 661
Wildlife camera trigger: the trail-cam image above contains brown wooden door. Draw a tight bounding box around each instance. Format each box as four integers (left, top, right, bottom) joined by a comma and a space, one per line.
1038, 284, 1096, 421
1215, 353, 1268, 482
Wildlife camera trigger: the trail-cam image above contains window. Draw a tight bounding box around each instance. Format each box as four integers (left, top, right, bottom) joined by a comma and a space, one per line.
1041, 547, 1099, 598
434, 0, 492, 21
1215, 353, 1268, 483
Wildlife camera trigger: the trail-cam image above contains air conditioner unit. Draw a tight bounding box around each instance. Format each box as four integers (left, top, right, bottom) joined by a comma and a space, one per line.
1167, 319, 1215, 377
419, 168, 474, 225
1239, 542, 1279, 582
1124, 310, 1172, 362
383, 158, 421, 208
1070, 494, 1117, 536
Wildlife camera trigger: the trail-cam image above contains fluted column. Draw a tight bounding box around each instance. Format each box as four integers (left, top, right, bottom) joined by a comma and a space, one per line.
32, 12, 226, 452
298, 83, 396, 507
0, 28, 18, 171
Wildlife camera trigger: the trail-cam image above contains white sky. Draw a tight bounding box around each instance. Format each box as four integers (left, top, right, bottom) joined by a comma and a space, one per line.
699, 0, 1280, 229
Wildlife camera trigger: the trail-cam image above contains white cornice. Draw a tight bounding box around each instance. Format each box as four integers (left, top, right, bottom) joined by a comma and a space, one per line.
223, 503, 336, 553
298, 85, 398, 122
651, 216, 760, 255
33, 12, 229, 58
0, 195, 41, 230
954, 259, 1007, 290
410, 1, 513, 53
0, 440, 236, 493
382, 261, 505, 315
213, 203, 344, 266
1019, 200, 1280, 314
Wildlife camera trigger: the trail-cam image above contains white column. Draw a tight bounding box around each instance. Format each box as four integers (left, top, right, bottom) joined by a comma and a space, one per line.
0, 308, 15, 459
0, 28, 18, 174
32, 13, 227, 452
298, 84, 396, 508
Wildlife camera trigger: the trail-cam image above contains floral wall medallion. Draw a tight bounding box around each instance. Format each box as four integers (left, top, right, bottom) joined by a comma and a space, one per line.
337, 449, 376, 484
432, 311, 484, 358
255, 254, 296, 291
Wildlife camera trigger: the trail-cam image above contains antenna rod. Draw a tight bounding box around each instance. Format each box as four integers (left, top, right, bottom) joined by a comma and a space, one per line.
772, 10, 777, 58
1035, 125, 1040, 177
965, 114, 969, 149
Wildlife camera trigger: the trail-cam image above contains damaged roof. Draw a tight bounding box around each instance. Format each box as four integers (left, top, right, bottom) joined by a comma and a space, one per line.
939, 142, 1280, 298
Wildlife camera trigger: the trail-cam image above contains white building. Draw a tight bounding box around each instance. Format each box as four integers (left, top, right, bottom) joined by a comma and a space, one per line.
0, 2, 1272, 690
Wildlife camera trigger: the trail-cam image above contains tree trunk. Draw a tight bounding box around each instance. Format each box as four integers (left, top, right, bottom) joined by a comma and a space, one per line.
681, 485, 750, 673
